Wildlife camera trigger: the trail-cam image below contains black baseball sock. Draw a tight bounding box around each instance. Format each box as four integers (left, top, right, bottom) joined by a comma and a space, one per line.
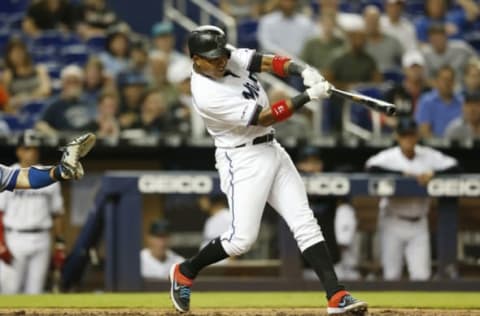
302, 241, 345, 299
179, 237, 229, 279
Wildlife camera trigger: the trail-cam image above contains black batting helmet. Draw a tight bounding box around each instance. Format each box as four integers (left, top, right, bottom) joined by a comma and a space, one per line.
188, 25, 229, 59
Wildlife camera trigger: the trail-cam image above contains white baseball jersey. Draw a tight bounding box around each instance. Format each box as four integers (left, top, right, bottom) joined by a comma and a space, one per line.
366, 145, 457, 218
0, 164, 16, 192
140, 248, 184, 279
201, 208, 230, 248
0, 164, 63, 230
191, 48, 273, 148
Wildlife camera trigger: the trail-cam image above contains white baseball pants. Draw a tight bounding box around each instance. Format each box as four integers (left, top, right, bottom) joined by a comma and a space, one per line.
215, 141, 324, 256
0, 231, 51, 294
379, 213, 431, 280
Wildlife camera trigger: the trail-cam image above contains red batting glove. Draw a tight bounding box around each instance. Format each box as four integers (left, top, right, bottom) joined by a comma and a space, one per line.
53, 239, 66, 270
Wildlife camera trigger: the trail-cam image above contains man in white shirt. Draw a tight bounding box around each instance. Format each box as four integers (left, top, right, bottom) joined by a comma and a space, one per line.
258, 0, 317, 56
140, 219, 184, 280
366, 117, 459, 280
380, 0, 418, 52
198, 195, 230, 249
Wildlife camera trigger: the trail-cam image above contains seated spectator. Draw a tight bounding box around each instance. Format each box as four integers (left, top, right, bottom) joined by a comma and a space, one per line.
36, 65, 94, 135
415, 65, 463, 138
363, 5, 403, 72
257, 0, 317, 56
220, 0, 261, 21
415, 0, 479, 43
23, 0, 77, 34
129, 38, 149, 76
462, 59, 480, 96
76, 0, 122, 39
147, 51, 177, 103
385, 51, 431, 124
315, 0, 361, 34
421, 23, 476, 87
85, 90, 120, 140
83, 56, 113, 104
198, 195, 230, 249
129, 89, 170, 135
167, 59, 197, 137
151, 21, 190, 67
117, 71, 148, 129
445, 92, 480, 141
99, 25, 131, 78
300, 11, 346, 73
140, 219, 184, 280
325, 18, 381, 132
2, 39, 51, 112
380, 0, 418, 52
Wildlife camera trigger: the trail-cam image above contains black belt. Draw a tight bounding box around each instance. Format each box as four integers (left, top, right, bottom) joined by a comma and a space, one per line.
396, 215, 422, 222
5, 227, 49, 233
235, 133, 274, 148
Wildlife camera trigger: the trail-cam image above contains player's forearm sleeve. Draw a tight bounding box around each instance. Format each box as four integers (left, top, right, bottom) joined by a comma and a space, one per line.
28, 167, 57, 188
5, 169, 20, 191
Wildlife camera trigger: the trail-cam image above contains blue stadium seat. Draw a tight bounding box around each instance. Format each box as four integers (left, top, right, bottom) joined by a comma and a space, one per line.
19, 100, 47, 124
44, 61, 63, 79
0, 0, 29, 15
2, 114, 26, 131
32, 46, 57, 63
32, 31, 64, 50
6, 12, 24, 31
61, 44, 89, 66
382, 68, 405, 84
85, 35, 106, 53
0, 30, 9, 54
237, 19, 258, 50
404, 0, 425, 17
465, 31, 480, 52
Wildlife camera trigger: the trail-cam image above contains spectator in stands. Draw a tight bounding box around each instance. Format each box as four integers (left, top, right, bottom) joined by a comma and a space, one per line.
385, 51, 431, 123
167, 59, 196, 137
76, 0, 121, 39
445, 92, 480, 141
117, 71, 148, 129
257, 0, 317, 56
151, 21, 190, 67
220, 0, 261, 21
129, 39, 149, 76
23, 0, 77, 33
99, 25, 131, 78
325, 18, 381, 132
36, 65, 94, 135
147, 51, 177, 104
83, 56, 112, 105
140, 219, 184, 280
2, 39, 51, 112
301, 12, 346, 73
85, 90, 120, 141
315, 0, 362, 33
0, 85, 9, 111
421, 23, 476, 87
415, 65, 463, 138
415, 0, 479, 43
198, 195, 230, 249
380, 0, 418, 52
363, 5, 403, 72
462, 59, 480, 96
129, 89, 170, 135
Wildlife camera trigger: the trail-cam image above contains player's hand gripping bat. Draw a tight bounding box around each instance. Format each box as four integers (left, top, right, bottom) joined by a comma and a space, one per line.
330, 87, 397, 116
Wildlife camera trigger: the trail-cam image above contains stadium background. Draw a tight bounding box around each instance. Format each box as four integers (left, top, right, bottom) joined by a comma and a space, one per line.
0, 0, 480, 314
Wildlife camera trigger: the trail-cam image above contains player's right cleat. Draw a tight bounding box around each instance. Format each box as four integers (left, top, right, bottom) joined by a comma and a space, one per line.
169, 263, 193, 313
327, 290, 368, 315
59, 133, 97, 169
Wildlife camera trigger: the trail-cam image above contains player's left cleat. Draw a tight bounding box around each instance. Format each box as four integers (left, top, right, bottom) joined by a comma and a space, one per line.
169, 263, 193, 313
327, 290, 368, 315
59, 133, 97, 169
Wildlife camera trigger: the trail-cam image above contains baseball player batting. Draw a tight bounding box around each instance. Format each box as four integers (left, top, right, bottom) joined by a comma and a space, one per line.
0, 133, 96, 267
169, 25, 368, 315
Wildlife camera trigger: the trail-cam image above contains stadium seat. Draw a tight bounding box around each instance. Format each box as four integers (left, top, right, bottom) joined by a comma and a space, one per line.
6, 12, 24, 31
0, 30, 9, 53
85, 35, 107, 53
237, 19, 258, 50
404, 0, 425, 17
2, 114, 26, 131
32, 46, 57, 64
0, 0, 29, 15
382, 68, 404, 84
60, 44, 89, 66
19, 100, 47, 124
44, 61, 63, 79
32, 31, 64, 50
465, 31, 480, 52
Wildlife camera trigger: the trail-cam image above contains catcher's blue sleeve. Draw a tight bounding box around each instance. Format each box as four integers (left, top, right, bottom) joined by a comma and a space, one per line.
0, 164, 18, 192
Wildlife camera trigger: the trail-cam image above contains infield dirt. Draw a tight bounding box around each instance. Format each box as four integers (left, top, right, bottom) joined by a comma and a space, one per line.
0, 308, 479, 316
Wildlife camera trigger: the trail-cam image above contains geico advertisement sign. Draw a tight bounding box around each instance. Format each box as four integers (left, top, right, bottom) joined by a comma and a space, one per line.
303, 176, 350, 195
138, 175, 213, 193
427, 178, 480, 197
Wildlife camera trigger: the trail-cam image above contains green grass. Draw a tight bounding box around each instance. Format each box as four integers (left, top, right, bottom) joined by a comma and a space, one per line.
0, 292, 479, 310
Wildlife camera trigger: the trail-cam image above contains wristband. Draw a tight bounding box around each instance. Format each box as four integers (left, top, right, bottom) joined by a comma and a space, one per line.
271, 100, 293, 122
272, 56, 290, 77
291, 92, 311, 110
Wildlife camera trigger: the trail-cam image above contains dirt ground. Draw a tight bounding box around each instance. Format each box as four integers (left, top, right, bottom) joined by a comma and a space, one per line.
0, 308, 479, 316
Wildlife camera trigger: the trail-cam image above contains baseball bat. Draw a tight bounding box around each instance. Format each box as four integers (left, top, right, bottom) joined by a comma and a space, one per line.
330, 87, 397, 116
